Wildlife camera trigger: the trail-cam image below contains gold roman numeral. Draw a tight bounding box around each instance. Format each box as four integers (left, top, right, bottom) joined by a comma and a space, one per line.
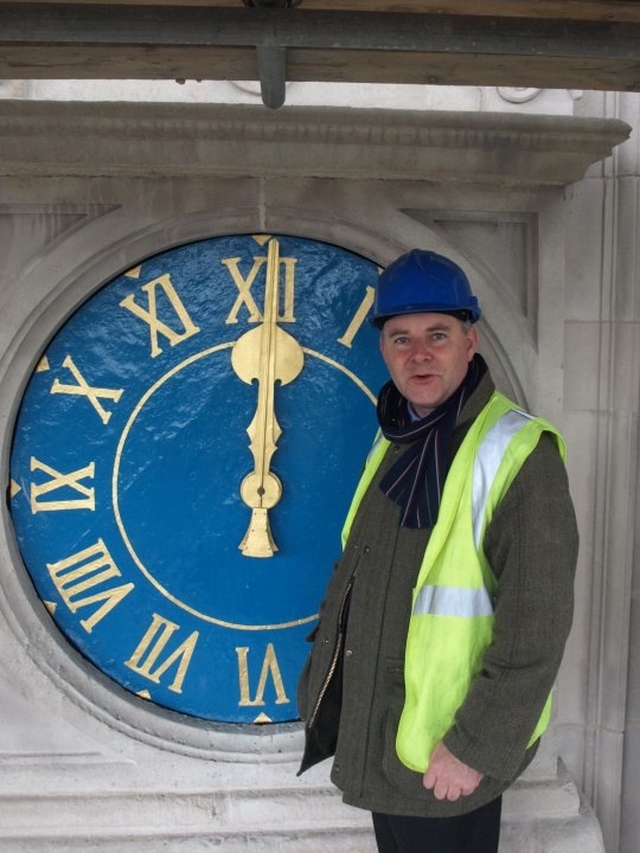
125, 613, 199, 694
29, 457, 95, 513
337, 285, 375, 348
120, 273, 200, 358
46, 538, 134, 633
223, 255, 297, 324
235, 643, 290, 708
50, 355, 124, 424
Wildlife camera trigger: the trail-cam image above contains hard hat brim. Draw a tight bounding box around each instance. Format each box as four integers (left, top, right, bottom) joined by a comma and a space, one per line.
370, 304, 481, 327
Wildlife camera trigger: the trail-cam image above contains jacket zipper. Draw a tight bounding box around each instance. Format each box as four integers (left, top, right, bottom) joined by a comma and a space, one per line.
308, 572, 355, 729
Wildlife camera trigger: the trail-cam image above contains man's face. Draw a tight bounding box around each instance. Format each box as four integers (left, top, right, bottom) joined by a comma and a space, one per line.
379, 312, 478, 418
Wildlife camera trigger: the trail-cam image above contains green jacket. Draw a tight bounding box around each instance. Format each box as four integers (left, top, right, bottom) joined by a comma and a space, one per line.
297, 371, 578, 817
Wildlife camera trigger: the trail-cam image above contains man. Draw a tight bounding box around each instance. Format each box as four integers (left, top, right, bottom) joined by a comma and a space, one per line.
297, 249, 578, 853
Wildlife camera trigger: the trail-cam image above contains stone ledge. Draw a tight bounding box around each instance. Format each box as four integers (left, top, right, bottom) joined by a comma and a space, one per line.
0, 100, 630, 186
0, 827, 378, 853
0, 769, 595, 841
0, 782, 603, 853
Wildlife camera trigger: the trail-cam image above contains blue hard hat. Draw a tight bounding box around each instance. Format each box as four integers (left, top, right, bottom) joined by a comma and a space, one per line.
370, 249, 481, 326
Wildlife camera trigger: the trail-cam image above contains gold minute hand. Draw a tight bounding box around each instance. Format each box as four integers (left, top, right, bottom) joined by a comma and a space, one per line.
230, 238, 304, 557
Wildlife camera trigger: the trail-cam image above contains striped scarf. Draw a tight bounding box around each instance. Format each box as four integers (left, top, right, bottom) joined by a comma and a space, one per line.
377, 354, 486, 529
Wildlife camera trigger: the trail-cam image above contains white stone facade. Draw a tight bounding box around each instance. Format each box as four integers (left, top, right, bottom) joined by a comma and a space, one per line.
0, 83, 637, 852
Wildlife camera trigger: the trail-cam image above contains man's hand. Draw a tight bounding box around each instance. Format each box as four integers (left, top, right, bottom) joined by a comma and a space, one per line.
423, 741, 484, 801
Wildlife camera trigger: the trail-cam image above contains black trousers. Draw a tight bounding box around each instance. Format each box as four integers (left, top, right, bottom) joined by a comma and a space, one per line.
372, 796, 502, 853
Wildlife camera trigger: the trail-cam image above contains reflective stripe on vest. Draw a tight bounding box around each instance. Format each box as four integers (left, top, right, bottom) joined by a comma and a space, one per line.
413, 406, 535, 620
413, 584, 494, 618
471, 407, 533, 551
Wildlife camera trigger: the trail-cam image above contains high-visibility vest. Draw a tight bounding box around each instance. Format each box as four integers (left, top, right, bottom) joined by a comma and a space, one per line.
341, 391, 566, 773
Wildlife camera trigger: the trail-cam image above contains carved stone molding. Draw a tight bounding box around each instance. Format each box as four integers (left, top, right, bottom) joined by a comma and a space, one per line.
0, 101, 630, 187
496, 87, 584, 105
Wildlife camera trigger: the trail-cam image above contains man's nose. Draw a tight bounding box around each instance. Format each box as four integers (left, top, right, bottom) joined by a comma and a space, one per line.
411, 340, 433, 361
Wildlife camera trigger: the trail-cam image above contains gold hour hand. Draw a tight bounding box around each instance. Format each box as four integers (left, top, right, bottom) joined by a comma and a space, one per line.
230, 238, 304, 557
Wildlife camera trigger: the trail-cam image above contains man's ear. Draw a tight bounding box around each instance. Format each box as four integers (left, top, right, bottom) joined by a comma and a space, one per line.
466, 325, 479, 360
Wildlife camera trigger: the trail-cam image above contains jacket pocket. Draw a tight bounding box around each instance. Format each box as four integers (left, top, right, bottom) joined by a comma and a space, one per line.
381, 659, 428, 797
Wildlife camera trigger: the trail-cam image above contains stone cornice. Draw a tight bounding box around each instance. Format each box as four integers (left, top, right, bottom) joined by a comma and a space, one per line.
0, 100, 631, 186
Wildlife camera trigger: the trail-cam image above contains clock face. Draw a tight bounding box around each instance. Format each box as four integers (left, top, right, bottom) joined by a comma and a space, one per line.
9, 234, 386, 724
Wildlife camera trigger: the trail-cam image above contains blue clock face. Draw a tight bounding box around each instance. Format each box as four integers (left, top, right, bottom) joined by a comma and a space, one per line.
9, 234, 386, 724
